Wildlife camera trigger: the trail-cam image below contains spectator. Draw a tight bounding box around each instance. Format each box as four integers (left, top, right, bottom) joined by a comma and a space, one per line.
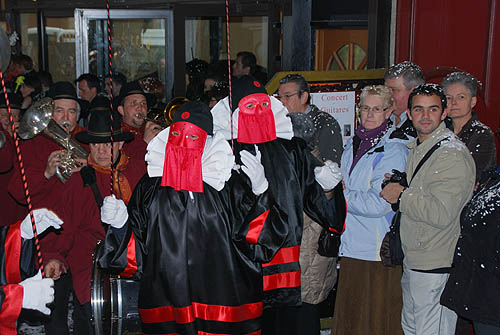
441, 170, 500, 335
381, 84, 476, 335
232, 51, 256, 78
104, 71, 127, 98
332, 85, 408, 335
18, 72, 42, 109
75, 73, 99, 103
384, 61, 425, 140
185, 58, 208, 101
38, 70, 53, 92
441, 72, 496, 181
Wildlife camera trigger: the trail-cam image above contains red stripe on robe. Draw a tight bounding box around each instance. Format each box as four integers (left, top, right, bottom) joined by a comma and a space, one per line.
329, 198, 347, 234
261, 246, 299, 268
5, 221, 22, 284
119, 232, 137, 277
0, 284, 23, 335
263, 270, 301, 291
246, 210, 269, 244
139, 301, 262, 324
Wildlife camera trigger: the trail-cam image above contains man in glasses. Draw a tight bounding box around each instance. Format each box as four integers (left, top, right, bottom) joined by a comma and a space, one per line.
278, 74, 342, 162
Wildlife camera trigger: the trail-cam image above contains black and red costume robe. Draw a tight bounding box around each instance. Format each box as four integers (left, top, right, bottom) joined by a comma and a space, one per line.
99, 172, 288, 335
0, 221, 37, 334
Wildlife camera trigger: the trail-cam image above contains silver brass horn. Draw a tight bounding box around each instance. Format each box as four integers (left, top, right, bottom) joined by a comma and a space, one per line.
19, 97, 89, 183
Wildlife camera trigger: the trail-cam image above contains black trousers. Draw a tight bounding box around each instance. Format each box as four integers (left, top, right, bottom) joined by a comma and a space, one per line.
73, 299, 94, 335
262, 306, 301, 335
44, 272, 72, 335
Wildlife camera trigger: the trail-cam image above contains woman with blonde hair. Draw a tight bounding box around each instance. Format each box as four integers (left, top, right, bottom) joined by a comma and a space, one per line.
331, 85, 408, 335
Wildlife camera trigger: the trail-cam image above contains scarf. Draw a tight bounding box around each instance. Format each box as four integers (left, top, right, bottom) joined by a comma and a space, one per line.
349, 120, 388, 175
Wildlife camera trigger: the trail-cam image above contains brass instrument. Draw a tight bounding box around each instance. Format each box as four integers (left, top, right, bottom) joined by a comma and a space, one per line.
135, 97, 188, 129
19, 97, 89, 184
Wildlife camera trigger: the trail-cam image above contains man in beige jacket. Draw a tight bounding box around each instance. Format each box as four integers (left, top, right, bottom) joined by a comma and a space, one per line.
381, 84, 475, 335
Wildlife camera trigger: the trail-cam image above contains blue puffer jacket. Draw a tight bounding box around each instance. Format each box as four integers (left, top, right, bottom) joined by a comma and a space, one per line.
339, 134, 408, 261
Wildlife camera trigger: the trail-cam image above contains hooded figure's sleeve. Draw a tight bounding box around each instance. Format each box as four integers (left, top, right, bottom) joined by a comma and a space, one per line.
0, 222, 37, 334
98, 174, 155, 280
225, 171, 289, 263
298, 142, 344, 234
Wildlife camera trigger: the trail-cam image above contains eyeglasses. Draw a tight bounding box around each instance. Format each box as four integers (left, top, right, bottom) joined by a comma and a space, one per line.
276, 92, 300, 100
359, 105, 388, 114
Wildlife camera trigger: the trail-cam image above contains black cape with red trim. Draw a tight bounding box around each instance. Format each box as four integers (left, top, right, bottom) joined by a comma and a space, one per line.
233, 137, 341, 308
0, 221, 37, 334
99, 171, 288, 335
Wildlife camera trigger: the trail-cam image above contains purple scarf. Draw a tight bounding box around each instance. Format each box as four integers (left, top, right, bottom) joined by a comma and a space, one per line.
349, 120, 389, 175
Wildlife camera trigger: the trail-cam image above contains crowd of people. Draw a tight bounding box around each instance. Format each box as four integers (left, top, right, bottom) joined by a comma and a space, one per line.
0, 51, 498, 335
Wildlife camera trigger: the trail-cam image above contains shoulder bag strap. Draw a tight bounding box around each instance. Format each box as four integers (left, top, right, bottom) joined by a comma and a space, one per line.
409, 137, 450, 185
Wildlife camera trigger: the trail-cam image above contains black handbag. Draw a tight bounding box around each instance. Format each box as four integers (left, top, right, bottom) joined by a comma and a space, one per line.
379, 138, 449, 267
317, 182, 346, 257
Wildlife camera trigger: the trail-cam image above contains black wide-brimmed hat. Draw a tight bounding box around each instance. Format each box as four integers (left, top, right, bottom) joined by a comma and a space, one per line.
46, 81, 87, 109
75, 96, 134, 144
172, 101, 213, 135
0, 92, 23, 109
231, 75, 267, 111
117, 81, 156, 107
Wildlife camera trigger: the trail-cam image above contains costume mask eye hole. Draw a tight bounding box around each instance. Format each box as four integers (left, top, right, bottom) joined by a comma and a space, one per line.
261, 101, 269, 107
245, 103, 256, 109
172, 131, 181, 136
188, 134, 199, 140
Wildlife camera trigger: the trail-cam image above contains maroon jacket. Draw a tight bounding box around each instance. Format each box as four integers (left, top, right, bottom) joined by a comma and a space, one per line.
60, 152, 145, 304
121, 122, 147, 163
0, 129, 27, 226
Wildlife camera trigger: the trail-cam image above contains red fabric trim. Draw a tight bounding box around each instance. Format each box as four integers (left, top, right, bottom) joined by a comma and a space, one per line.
139, 301, 263, 324
328, 198, 347, 234
0, 284, 23, 335
120, 233, 137, 277
263, 270, 301, 291
261, 246, 299, 268
246, 210, 269, 244
5, 221, 22, 284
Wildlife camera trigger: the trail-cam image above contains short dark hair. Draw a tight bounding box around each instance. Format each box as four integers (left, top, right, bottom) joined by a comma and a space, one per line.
441, 71, 478, 97
38, 71, 53, 89
18, 54, 34, 72
385, 61, 425, 90
23, 72, 42, 92
105, 72, 127, 87
408, 83, 447, 111
237, 51, 257, 74
75, 73, 100, 91
279, 73, 311, 104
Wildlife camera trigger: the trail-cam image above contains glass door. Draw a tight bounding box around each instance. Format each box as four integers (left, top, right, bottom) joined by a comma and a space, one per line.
74, 9, 173, 100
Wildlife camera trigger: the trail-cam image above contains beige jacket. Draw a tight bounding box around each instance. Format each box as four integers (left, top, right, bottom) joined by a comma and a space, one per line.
400, 122, 475, 270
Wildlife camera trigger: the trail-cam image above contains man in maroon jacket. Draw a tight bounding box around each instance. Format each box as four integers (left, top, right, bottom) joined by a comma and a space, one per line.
117, 81, 161, 162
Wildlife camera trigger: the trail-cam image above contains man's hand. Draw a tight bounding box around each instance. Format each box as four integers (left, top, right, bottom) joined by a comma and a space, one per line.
380, 183, 405, 205
44, 259, 67, 280
143, 121, 163, 144
44, 150, 64, 179
70, 157, 88, 174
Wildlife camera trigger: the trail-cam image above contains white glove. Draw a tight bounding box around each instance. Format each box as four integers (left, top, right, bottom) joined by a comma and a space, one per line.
101, 195, 128, 229
314, 161, 342, 191
20, 209, 63, 239
240, 146, 269, 195
19, 270, 54, 315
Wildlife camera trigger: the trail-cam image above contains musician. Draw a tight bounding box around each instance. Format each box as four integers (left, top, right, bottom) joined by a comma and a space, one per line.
0, 209, 62, 335
99, 101, 288, 334
116, 81, 160, 161
0, 92, 27, 226
211, 75, 342, 335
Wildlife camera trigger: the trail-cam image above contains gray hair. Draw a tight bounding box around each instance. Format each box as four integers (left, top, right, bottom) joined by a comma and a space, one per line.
360, 85, 394, 109
279, 74, 310, 104
441, 71, 478, 97
384, 61, 425, 90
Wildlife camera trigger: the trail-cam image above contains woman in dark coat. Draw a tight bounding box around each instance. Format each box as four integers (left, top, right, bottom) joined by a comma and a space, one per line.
441, 170, 500, 335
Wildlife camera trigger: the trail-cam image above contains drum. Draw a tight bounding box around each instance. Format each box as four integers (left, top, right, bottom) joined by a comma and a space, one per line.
91, 241, 142, 335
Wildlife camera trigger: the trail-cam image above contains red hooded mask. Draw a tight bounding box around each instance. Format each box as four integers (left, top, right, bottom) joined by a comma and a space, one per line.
237, 93, 277, 144
161, 120, 208, 192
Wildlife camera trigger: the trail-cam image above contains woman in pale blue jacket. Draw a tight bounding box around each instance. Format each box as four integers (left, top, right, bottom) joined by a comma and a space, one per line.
332, 85, 408, 335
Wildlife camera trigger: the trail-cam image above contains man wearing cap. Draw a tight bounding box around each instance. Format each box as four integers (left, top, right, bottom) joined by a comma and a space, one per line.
39, 96, 146, 334
211, 75, 343, 335
98, 101, 288, 334
0, 91, 27, 226
117, 81, 160, 162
